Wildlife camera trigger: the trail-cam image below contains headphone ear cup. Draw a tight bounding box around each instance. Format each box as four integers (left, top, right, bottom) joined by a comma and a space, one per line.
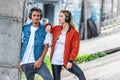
29, 12, 31, 19
40, 14, 42, 20
65, 16, 70, 22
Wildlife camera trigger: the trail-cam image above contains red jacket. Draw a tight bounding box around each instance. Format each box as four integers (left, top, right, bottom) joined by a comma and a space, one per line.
50, 25, 80, 67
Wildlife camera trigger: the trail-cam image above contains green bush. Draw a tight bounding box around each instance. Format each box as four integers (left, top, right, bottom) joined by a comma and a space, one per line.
75, 52, 107, 64
44, 55, 52, 72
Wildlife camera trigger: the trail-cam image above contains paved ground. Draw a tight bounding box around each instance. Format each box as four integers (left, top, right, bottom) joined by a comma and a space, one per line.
61, 23, 120, 80
80, 24, 120, 54
61, 51, 120, 80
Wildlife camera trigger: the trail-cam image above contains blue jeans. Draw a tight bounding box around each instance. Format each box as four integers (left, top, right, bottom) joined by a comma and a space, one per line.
52, 62, 86, 80
22, 62, 52, 80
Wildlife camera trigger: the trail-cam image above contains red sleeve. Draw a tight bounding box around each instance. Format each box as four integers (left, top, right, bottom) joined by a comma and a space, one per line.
43, 23, 52, 28
51, 25, 60, 34
43, 22, 55, 34
69, 31, 80, 61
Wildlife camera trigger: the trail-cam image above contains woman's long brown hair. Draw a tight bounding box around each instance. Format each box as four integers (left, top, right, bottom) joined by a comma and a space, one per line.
60, 10, 75, 29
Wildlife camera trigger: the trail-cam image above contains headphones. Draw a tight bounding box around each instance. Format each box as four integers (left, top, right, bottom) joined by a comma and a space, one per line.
29, 7, 42, 20
65, 12, 71, 23
65, 16, 70, 22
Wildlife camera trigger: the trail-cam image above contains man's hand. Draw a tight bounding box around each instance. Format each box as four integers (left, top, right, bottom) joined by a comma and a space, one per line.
66, 62, 72, 69
34, 60, 42, 69
33, 44, 48, 69
18, 63, 23, 72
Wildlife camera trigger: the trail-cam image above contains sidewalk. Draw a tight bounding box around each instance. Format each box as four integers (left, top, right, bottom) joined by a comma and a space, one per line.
61, 51, 120, 80
80, 24, 120, 54
61, 23, 120, 80
82, 51, 120, 80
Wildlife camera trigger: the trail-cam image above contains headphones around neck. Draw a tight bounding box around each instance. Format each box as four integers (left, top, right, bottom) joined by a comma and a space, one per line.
29, 7, 42, 20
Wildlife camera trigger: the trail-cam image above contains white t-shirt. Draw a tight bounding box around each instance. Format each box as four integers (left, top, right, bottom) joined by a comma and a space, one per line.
20, 26, 38, 65
20, 26, 52, 65
44, 32, 52, 46
51, 30, 66, 65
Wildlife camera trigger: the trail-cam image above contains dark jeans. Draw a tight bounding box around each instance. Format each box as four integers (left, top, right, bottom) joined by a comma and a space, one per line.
22, 62, 52, 80
52, 62, 86, 80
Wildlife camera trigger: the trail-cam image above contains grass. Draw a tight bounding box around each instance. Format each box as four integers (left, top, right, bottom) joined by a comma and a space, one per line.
75, 52, 107, 64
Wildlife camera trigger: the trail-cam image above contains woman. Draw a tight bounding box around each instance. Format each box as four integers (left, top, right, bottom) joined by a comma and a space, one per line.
50, 10, 86, 80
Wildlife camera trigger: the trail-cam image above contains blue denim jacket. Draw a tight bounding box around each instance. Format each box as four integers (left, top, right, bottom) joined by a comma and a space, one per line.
20, 23, 46, 62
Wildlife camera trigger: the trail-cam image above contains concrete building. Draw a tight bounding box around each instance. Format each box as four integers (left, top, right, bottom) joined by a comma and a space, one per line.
24, 0, 82, 30
0, 0, 26, 80
25, 0, 65, 25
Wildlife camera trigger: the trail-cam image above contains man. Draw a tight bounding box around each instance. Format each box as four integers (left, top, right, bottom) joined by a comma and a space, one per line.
18, 7, 52, 80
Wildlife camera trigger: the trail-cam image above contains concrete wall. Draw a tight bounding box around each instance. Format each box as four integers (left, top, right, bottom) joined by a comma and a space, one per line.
0, 0, 26, 80
87, 0, 101, 33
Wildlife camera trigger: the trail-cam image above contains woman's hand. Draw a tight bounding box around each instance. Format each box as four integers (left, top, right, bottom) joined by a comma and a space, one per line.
66, 62, 72, 69
46, 25, 51, 32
